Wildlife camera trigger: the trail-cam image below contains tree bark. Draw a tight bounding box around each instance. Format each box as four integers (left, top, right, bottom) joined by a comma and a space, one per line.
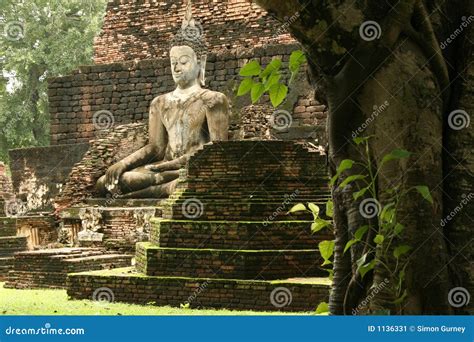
254, 0, 473, 314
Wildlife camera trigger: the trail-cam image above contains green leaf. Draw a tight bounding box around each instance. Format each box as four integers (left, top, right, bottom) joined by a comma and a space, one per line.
269, 83, 288, 107
237, 78, 253, 96
337, 159, 355, 174
308, 202, 320, 217
338, 174, 366, 188
380, 203, 395, 223
289, 203, 307, 213
264, 72, 281, 91
239, 60, 262, 76
319, 240, 335, 265
353, 136, 373, 145
381, 149, 412, 165
330, 159, 354, 185
261, 59, 282, 78
359, 259, 376, 279
354, 225, 369, 240
326, 200, 334, 218
311, 219, 331, 233
315, 302, 329, 315
394, 223, 404, 236
393, 245, 412, 259
250, 82, 265, 103
392, 289, 408, 305
344, 239, 358, 254
373, 234, 385, 245
353, 187, 368, 200
289, 50, 306, 73
356, 253, 368, 268
414, 186, 433, 204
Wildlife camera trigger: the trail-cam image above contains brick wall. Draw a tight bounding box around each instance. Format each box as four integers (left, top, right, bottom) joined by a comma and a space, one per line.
8, 144, 90, 211
94, 0, 297, 64
0, 162, 13, 201
48, 44, 326, 146
67, 268, 330, 312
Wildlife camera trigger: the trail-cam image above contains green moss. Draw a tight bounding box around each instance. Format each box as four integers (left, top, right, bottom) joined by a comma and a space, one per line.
135, 243, 318, 254
150, 218, 313, 224
0, 282, 309, 315
68, 267, 331, 287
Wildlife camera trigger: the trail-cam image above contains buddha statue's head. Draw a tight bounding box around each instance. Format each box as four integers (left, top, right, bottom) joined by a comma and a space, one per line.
170, 0, 207, 89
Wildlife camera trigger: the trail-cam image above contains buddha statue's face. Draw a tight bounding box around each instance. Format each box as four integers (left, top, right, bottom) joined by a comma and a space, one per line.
170, 46, 201, 89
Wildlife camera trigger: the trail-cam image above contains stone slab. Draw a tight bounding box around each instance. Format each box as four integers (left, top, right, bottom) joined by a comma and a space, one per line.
135, 243, 325, 280
67, 267, 330, 312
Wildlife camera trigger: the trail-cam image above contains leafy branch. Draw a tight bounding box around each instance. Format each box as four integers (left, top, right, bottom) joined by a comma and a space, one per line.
237, 50, 307, 107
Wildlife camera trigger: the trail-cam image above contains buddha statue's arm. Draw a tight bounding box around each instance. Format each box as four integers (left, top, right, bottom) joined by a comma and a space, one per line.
104, 98, 167, 188
206, 92, 230, 141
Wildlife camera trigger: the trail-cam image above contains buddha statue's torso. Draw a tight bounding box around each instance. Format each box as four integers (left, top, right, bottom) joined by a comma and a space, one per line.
152, 88, 220, 160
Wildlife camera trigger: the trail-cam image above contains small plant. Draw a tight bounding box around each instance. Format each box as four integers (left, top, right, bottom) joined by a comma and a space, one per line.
291, 136, 434, 311
237, 50, 307, 107
180, 302, 190, 309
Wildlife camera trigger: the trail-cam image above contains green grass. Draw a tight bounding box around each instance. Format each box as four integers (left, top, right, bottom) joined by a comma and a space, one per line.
0, 283, 311, 316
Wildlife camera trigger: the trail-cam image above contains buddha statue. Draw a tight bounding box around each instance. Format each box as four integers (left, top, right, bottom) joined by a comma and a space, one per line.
96, 0, 229, 198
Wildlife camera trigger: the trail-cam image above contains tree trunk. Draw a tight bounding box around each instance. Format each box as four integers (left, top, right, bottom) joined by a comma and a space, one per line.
254, 0, 473, 314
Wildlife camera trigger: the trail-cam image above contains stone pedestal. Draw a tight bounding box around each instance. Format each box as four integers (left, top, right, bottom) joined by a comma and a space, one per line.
67, 141, 333, 312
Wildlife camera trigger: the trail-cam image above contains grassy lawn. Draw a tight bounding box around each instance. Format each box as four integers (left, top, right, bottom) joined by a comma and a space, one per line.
0, 283, 310, 316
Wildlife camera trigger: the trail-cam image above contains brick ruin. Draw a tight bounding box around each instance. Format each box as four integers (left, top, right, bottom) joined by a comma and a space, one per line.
10, 0, 328, 209
68, 141, 332, 311
1, 0, 333, 311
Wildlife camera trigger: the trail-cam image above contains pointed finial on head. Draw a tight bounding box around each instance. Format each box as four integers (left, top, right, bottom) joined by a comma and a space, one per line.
184, 0, 193, 23
171, 0, 208, 86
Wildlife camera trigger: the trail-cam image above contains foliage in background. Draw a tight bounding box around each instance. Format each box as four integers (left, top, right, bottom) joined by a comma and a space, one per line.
0, 0, 108, 162
237, 50, 306, 107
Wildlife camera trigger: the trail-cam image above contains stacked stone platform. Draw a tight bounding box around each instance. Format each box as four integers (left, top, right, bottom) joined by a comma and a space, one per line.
150, 219, 333, 250
68, 267, 331, 312
5, 248, 132, 289
68, 141, 333, 311
0, 218, 27, 280
164, 141, 330, 221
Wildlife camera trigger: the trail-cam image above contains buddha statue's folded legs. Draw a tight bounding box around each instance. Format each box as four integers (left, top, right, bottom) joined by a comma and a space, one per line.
96, 167, 179, 198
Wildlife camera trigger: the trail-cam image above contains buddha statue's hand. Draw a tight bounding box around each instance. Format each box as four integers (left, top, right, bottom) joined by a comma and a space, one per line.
105, 161, 127, 191
145, 155, 187, 172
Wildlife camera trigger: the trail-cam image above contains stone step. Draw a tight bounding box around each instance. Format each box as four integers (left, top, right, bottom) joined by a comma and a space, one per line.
67, 267, 331, 312
0, 236, 28, 256
168, 192, 330, 201
85, 198, 166, 208
135, 243, 325, 280
150, 219, 333, 250
0, 217, 17, 237
0, 256, 14, 281
5, 247, 133, 289
162, 200, 330, 221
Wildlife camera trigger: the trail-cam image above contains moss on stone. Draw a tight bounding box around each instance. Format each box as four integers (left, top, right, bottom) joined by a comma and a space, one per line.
68, 267, 331, 287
